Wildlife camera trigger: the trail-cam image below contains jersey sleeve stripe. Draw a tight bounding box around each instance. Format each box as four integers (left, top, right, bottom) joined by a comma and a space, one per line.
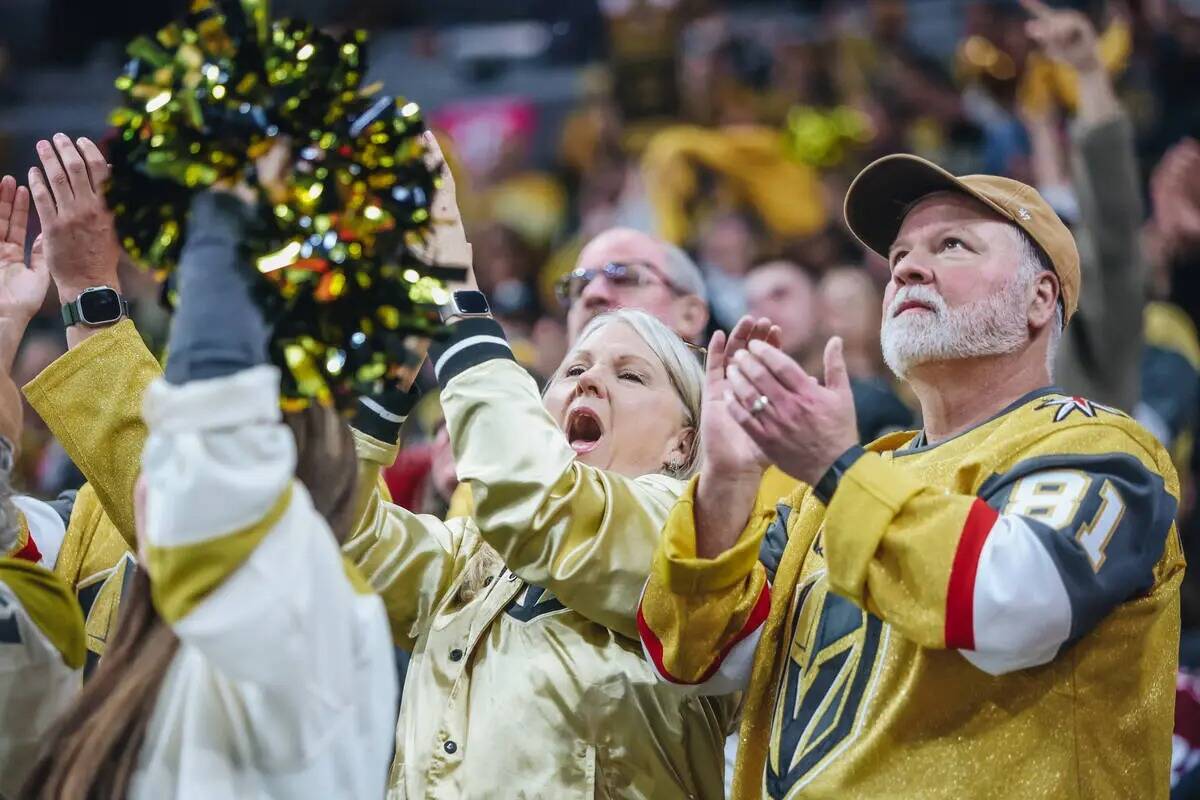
9, 517, 41, 564
944, 498, 1000, 650
637, 580, 771, 685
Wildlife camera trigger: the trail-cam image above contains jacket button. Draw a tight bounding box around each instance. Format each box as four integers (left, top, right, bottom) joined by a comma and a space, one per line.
449, 648, 463, 662
444, 740, 458, 755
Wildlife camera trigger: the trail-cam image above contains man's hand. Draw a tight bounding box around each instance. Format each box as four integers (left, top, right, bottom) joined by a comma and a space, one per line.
726, 337, 858, 486
28, 134, 120, 303
693, 316, 779, 558
1022, 0, 1101, 74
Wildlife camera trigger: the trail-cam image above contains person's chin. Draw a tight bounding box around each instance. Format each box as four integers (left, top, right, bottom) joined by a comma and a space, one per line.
572, 444, 608, 469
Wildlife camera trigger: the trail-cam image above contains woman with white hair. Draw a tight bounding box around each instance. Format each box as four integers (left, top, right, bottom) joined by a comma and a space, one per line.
346, 301, 759, 798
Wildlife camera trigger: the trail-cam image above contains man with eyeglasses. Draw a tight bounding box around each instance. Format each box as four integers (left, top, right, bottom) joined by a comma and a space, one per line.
557, 227, 711, 344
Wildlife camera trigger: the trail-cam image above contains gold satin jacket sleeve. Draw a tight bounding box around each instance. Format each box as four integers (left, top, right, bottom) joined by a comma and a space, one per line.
440, 358, 685, 642
23, 320, 159, 550
341, 428, 477, 649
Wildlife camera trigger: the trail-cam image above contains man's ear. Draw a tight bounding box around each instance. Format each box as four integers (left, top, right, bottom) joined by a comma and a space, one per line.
1029, 270, 1059, 332
675, 295, 710, 343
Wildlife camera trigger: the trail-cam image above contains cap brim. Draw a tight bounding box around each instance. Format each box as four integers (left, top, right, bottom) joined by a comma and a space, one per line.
844, 154, 1012, 260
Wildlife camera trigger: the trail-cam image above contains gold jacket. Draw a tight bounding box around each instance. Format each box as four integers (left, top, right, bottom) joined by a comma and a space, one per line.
348, 342, 738, 799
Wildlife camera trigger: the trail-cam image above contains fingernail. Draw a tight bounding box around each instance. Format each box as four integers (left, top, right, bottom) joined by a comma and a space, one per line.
728, 365, 741, 380
733, 349, 746, 360
36, 140, 48, 150
748, 339, 765, 352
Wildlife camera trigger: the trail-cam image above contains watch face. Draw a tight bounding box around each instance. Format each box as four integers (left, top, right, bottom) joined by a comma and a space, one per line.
453, 291, 490, 315
78, 288, 123, 324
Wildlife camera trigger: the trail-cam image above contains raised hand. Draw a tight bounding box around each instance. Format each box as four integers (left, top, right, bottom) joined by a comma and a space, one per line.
423, 131, 474, 283
1021, 0, 1101, 73
28, 133, 121, 303
0, 175, 50, 328
698, 316, 781, 479
725, 336, 858, 486
1152, 138, 1200, 255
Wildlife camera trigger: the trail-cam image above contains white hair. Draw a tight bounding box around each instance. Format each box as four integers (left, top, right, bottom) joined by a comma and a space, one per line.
1014, 228, 1063, 376
0, 444, 18, 555
560, 308, 705, 478
662, 242, 709, 303
881, 225, 1063, 379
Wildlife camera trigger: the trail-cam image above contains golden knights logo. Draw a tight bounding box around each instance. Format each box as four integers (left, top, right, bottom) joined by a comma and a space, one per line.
504, 582, 566, 623
1036, 395, 1127, 423
766, 573, 888, 798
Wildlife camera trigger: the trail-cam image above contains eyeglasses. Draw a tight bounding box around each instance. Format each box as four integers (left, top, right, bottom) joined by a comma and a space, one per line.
555, 261, 687, 306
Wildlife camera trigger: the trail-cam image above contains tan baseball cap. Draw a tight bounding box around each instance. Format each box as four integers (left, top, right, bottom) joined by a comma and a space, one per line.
843, 154, 1080, 322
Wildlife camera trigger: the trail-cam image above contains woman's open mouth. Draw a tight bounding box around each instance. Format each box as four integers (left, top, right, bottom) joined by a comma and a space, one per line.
566, 407, 604, 455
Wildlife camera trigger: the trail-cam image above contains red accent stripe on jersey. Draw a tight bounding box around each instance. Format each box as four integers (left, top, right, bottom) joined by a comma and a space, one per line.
944, 499, 1000, 650
11, 529, 42, 564
637, 582, 771, 685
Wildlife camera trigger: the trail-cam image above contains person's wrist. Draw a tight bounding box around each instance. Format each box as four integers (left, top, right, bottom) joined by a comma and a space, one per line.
0, 317, 28, 371
699, 462, 763, 493
55, 276, 122, 305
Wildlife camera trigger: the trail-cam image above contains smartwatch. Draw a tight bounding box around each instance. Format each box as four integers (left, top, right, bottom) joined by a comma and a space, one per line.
438, 290, 492, 323
61, 286, 130, 328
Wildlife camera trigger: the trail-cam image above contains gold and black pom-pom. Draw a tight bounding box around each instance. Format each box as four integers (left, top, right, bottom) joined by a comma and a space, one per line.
106, 0, 459, 408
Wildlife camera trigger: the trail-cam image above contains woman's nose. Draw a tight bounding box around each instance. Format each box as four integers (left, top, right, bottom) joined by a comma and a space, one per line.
574, 367, 607, 399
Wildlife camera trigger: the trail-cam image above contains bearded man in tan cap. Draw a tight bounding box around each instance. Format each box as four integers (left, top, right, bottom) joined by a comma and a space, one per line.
635, 155, 1184, 799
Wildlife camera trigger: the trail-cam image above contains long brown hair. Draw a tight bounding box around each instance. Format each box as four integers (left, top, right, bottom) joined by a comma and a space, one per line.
23, 405, 358, 799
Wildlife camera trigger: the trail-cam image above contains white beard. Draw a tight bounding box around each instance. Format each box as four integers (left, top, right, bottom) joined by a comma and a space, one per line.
880, 276, 1031, 380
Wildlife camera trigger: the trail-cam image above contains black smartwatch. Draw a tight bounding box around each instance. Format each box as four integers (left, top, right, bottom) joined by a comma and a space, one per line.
61, 286, 129, 328
438, 290, 492, 323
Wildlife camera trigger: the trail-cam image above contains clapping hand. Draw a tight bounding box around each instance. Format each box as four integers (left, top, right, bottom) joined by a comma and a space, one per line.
699, 316, 781, 481
724, 332, 859, 487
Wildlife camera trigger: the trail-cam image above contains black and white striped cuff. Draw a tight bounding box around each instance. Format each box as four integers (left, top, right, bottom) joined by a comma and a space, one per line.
351, 387, 420, 444
430, 317, 514, 388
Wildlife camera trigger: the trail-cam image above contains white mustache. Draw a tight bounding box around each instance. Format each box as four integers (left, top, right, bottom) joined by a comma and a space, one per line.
886, 285, 947, 318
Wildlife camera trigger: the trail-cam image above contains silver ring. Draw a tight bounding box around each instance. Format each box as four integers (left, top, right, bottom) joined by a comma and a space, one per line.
750, 395, 770, 415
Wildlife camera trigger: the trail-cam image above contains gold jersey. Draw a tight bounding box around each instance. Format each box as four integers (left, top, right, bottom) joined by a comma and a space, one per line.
639, 387, 1184, 799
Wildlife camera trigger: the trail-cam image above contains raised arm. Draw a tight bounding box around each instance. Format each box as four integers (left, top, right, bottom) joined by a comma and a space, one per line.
1023, 1, 1145, 408
340, 391, 478, 649
433, 322, 681, 641
22, 136, 150, 549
